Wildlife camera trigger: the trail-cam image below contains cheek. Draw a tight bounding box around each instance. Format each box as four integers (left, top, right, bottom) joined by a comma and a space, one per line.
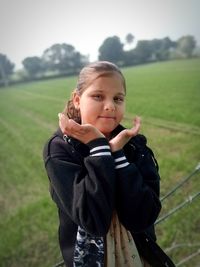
80, 98, 100, 111
80, 102, 95, 113
118, 104, 125, 116
79, 102, 98, 122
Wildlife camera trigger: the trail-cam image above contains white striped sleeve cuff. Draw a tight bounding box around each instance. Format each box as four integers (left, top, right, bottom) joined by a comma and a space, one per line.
86, 138, 112, 157
113, 150, 130, 169
90, 145, 111, 157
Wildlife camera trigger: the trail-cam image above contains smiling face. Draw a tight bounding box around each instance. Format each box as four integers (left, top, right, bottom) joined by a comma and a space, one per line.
73, 73, 125, 138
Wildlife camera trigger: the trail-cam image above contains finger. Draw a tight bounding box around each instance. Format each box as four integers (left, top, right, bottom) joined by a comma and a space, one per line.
58, 113, 71, 134
125, 123, 140, 137
131, 116, 141, 133
58, 113, 67, 123
133, 116, 141, 127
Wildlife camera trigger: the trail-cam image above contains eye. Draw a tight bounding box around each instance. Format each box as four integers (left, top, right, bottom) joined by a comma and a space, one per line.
114, 96, 124, 103
92, 94, 103, 101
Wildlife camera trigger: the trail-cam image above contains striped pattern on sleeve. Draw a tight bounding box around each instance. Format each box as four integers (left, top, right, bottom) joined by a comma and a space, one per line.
86, 138, 112, 157
113, 150, 130, 169
90, 145, 111, 157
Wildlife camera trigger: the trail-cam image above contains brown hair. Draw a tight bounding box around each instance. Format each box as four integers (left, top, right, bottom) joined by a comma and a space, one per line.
63, 61, 126, 123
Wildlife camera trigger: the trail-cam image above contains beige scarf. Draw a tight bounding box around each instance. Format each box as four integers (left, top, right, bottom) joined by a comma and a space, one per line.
106, 212, 151, 267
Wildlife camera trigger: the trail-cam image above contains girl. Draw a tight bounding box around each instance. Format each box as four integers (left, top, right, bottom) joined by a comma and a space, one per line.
43, 61, 175, 267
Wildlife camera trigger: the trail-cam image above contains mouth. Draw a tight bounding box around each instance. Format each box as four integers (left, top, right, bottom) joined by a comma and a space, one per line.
98, 116, 116, 120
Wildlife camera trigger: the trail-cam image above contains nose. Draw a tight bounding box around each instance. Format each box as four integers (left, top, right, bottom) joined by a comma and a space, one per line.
104, 100, 115, 111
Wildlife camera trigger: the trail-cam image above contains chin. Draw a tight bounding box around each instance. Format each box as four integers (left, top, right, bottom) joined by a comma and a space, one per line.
97, 123, 117, 136
101, 128, 114, 136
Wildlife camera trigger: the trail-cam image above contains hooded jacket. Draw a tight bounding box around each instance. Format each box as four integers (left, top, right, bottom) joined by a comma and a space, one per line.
43, 125, 175, 267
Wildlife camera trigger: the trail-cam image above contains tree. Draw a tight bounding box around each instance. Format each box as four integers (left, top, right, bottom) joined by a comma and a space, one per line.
42, 43, 87, 74
149, 37, 176, 61
0, 53, 15, 87
129, 37, 176, 64
125, 33, 134, 45
123, 49, 138, 66
98, 36, 124, 65
22, 56, 44, 78
176, 35, 196, 58
133, 40, 153, 63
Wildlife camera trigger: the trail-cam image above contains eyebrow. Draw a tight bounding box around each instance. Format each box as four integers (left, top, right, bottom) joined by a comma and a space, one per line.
116, 92, 126, 96
92, 90, 125, 96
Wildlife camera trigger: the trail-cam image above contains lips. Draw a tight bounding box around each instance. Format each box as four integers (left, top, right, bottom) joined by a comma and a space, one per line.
98, 116, 116, 120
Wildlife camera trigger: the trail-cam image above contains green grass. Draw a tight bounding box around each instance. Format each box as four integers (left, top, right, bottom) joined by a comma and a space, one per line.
0, 58, 200, 266
124, 59, 200, 126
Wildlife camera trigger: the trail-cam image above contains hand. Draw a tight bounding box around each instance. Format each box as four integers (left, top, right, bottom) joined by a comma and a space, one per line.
109, 116, 141, 152
58, 113, 105, 144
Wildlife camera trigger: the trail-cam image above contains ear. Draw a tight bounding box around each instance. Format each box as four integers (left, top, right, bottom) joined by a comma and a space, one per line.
72, 92, 80, 109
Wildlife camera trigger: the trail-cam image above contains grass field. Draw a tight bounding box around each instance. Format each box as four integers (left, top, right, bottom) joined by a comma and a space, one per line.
0, 58, 200, 266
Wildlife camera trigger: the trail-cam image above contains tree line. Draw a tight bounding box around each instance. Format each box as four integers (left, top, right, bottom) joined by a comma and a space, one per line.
0, 34, 198, 87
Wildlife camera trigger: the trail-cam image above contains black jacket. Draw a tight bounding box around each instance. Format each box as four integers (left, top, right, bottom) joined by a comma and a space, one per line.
43, 125, 175, 267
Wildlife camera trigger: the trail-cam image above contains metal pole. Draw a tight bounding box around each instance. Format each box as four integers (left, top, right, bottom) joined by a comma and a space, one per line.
155, 192, 200, 225
176, 249, 200, 266
53, 260, 65, 267
160, 163, 200, 202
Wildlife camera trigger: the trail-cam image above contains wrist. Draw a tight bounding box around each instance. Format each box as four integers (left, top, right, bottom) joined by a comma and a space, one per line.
112, 150, 130, 169
87, 138, 111, 157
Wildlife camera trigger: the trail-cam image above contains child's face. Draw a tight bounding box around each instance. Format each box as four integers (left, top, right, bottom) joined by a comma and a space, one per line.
73, 74, 125, 138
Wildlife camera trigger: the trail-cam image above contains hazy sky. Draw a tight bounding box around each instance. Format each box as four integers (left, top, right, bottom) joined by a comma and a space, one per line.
0, 0, 199, 69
